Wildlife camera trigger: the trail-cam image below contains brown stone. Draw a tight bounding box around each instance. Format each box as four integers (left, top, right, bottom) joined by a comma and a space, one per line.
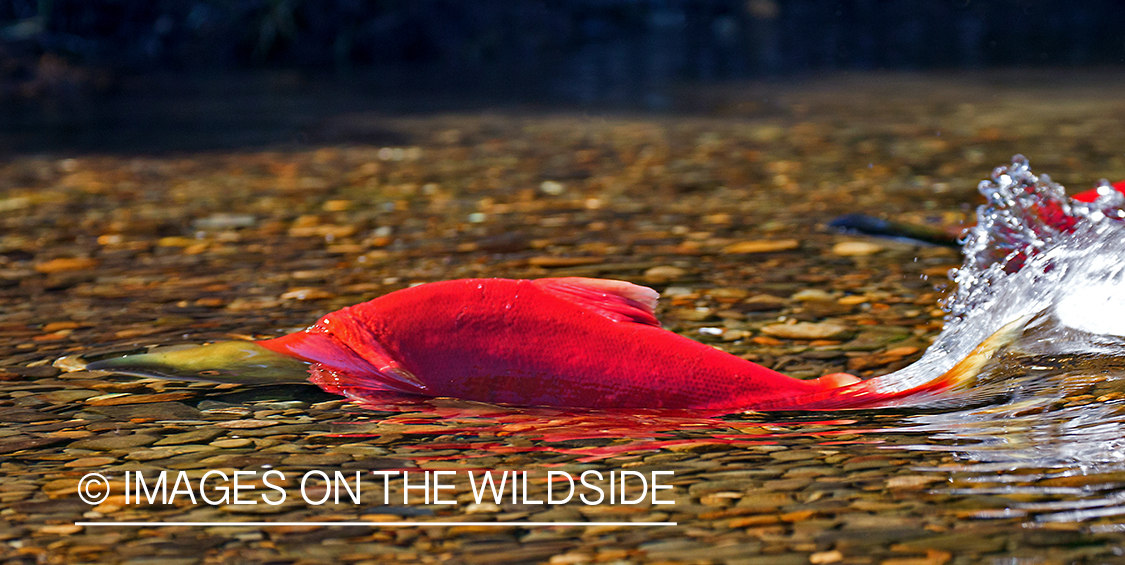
34, 257, 98, 273
722, 239, 800, 254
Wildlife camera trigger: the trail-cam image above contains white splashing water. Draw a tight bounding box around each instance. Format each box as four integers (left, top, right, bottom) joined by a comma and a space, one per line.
870, 155, 1125, 395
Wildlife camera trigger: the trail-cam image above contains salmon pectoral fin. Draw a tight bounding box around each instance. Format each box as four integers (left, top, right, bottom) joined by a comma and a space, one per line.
304, 364, 422, 398
532, 277, 661, 326
259, 321, 427, 394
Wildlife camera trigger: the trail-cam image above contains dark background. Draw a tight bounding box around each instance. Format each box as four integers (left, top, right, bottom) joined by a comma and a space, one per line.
3, 0, 1125, 152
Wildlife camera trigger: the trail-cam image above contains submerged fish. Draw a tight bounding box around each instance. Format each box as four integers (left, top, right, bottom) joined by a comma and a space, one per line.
829, 180, 1125, 246
87, 276, 1020, 411
84, 161, 1121, 412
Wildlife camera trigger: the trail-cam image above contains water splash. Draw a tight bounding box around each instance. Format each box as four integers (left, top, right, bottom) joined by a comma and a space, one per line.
868, 155, 1125, 400
876, 156, 1125, 528
953, 155, 1125, 325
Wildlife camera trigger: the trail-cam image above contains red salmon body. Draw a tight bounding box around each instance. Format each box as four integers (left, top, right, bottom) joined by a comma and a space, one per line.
258, 278, 854, 410
1072, 180, 1125, 203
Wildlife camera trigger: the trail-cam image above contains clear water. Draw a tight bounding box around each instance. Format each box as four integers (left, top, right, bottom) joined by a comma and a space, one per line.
56, 155, 1125, 538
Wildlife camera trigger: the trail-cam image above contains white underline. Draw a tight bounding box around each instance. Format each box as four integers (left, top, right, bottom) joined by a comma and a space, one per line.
75, 521, 677, 527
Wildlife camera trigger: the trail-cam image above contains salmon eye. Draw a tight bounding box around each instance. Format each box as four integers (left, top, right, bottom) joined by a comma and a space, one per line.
198, 370, 221, 376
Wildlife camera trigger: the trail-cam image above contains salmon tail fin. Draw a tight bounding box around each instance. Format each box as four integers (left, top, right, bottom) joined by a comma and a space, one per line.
765, 315, 1030, 411
82, 341, 313, 385
912, 315, 1029, 394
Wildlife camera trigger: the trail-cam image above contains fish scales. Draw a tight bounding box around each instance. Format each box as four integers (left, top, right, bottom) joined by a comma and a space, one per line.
260, 278, 839, 410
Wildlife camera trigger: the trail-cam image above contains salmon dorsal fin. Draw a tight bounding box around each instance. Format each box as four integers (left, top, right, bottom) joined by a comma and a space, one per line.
532, 277, 661, 327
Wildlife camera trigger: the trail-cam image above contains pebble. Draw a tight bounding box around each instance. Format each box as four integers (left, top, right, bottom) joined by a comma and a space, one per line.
34, 257, 98, 273
722, 239, 800, 254
85, 392, 194, 406
280, 288, 335, 300
896, 532, 1006, 553
735, 493, 794, 512
761, 322, 853, 340
643, 540, 763, 560
886, 475, 946, 489
69, 434, 160, 450
643, 265, 686, 282
728, 554, 810, 565
36, 524, 83, 535
669, 308, 714, 322
844, 327, 912, 351
209, 438, 253, 448
838, 295, 869, 305
832, 241, 885, 256
810, 550, 844, 564
63, 456, 117, 467
192, 213, 256, 230
154, 429, 227, 445
539, 180, 565, 195
662, 286, 695, 297
709, 287, 750, 302
922, 265, 960, 278
2, 365, 62, 378
125, 445, 215, 461
39, 389, 101, 403
743, 294, 788, 311
214, 419, 279, 429
0, 436, 65, 454
763, 478, 813, 491
884, 346, 920, 357
769, 449, 820, 462
280, 453, 350, 466
527, 256, 604, 267
790, 289, 834, 302
86, 402, 203, 420
51, 356, 88, 372
549, 553, 591, 565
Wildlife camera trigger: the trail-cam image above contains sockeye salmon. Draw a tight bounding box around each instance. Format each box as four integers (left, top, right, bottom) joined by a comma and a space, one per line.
86, 276, 1023, 411
86, 180, 1125, 411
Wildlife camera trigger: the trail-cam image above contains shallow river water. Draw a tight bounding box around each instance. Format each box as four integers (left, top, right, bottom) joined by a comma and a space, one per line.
3, 71, 1125, 564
